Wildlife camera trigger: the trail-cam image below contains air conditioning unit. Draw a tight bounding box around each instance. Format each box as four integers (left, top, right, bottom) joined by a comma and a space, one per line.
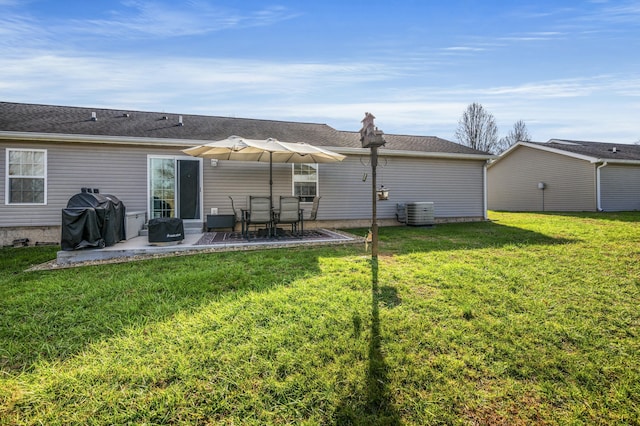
405, 202, 435, 226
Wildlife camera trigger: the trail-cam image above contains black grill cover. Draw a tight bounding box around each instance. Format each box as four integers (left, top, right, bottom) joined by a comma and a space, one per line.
148, 217, 184, 243
61, 193, 126, 251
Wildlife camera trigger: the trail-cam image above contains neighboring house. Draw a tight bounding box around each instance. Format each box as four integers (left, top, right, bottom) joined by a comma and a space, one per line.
488, 139, 640, 212
1, 102, 494, 246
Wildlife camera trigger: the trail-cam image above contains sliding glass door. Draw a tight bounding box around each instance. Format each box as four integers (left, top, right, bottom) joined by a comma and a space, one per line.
148, 156, 202, 221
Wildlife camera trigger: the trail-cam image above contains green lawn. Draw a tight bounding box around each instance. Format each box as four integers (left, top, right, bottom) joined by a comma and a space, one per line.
1, 212, 639, 425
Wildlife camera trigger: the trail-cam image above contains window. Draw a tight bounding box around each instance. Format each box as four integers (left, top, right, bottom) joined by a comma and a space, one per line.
6, 149, 47, 204
292, 163, 318, 202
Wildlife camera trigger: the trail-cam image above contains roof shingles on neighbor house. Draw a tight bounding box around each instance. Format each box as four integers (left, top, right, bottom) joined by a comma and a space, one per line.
0, 102, 489, 156
528, 139, 640, 162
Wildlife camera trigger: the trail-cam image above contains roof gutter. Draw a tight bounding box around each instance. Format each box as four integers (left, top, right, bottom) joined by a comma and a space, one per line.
0, 131, 207, 147
336, 146, 496, 161
596, 162, 608, 211
590, 158, 640, 165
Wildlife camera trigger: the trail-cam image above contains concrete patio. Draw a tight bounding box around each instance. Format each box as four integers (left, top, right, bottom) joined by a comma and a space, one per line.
55, 228, 362, 266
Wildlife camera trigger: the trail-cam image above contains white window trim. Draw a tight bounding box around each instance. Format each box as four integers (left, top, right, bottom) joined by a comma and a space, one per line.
291, 163, 319, 201
5, 148, 48, 205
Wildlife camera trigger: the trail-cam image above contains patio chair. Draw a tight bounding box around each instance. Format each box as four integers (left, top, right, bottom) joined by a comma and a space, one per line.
274, 196, 303, 236
309, 196, 321, 221
244, 196, 273, 239
228, 196, 242, 233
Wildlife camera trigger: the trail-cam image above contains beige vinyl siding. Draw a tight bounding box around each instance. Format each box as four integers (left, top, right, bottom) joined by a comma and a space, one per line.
600, 164, 640, 211
317, 156, 483, 220
200, 157, 353, 218
201, 160, 290, 216
1, 141, 180, 227
488, 146, 596, 211
201, 156, 486, 220
366, 156, 486, 219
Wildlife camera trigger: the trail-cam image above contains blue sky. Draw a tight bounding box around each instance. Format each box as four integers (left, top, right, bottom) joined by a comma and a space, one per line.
1, 0, 639, 143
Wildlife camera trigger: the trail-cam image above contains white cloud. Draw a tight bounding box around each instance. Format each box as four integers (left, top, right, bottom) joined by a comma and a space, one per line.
441, 46, 486, 52
590, 2, 640, 23
65, 1, 299, 39
0, 52, 394, 106
499, 31, 566, 42
0, 14, 51, 50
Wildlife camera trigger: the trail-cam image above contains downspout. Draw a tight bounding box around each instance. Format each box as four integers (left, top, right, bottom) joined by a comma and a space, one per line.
483, 160, 489, 220
596, 162, 608, 211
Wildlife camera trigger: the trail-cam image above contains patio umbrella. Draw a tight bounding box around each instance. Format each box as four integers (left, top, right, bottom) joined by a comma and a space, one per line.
182, 135, 345, 207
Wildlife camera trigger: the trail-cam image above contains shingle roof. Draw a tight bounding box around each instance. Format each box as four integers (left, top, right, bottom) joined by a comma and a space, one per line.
0, 102, 491, 156
337, 131, 490, 155
0, 102, 347, 147
530, 139, 640, 161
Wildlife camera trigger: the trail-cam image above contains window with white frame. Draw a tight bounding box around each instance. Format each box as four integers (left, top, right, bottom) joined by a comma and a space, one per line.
292, 163, 318, 202
6, 149, 47, 204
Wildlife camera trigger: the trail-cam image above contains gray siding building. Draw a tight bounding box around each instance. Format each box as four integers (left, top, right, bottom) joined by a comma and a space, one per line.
488, 139, 640, 212
1, 102, 494, 246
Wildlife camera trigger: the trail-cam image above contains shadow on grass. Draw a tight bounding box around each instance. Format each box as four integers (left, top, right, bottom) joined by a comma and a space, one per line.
0, 249, 322, 373
345, 220, 579, 255
335, 256, 401, 425
530, 210, 640, 224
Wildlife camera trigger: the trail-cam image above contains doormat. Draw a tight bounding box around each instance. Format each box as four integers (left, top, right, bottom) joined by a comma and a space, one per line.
195, 229, 353, 245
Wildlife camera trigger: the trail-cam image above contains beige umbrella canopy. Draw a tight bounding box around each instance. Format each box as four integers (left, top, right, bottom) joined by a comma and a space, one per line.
183, 136, 276, 161
183, 135, 345, 163
182, 135, 346, 206
274, 140, 347, 163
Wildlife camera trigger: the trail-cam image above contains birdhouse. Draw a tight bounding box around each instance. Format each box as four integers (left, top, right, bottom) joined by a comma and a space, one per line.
359, 112, 386, 148
377, 186, 389, 200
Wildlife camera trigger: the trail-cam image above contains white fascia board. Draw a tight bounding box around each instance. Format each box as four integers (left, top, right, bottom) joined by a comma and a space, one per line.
0, 131, 204, 147
518, 141, 599, 162
335, 146, 496, 161
488, 141, 597, 169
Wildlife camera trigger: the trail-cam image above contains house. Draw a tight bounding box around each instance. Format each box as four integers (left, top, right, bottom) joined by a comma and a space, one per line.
1, 102, 494, 246
487, 139, 640, 212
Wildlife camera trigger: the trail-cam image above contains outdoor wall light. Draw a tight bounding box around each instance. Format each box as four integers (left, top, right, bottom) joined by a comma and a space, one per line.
538, 182, 546, 211
210, 159, 218, 167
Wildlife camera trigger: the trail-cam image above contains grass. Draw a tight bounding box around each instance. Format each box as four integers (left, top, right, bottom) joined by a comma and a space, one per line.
1, 211, 639, 425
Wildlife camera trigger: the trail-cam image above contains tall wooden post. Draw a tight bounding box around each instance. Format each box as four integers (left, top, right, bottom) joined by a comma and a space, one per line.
360, 113, 386, 260
371, 144, 379, 258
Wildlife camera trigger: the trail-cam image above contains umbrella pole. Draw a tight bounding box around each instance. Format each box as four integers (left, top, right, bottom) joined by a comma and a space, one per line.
269, 151, 273, 210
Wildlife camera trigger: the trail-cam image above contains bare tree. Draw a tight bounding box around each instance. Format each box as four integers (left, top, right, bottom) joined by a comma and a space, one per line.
454, 102, 499, 153
496, 120, 531, 153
